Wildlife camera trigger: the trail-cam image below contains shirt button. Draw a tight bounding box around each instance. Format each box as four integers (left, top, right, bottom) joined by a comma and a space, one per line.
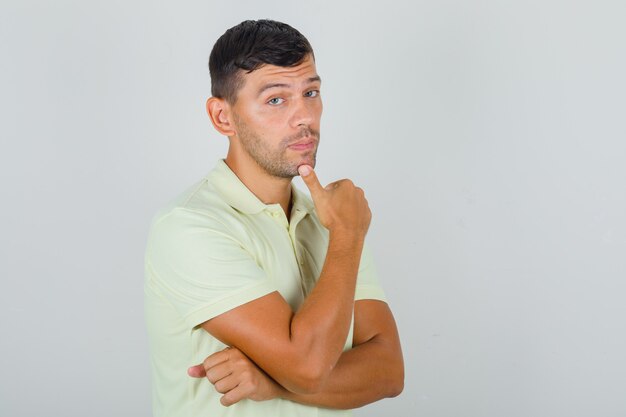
272, 212, 280, 218
299, 259, 305, 266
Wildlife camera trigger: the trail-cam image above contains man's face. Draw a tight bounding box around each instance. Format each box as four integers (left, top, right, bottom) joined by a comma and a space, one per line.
229, 54, 322, 178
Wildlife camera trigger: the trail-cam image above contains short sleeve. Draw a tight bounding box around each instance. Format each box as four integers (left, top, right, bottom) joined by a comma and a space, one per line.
355, 241, 386, 302
145, 208, 277, 328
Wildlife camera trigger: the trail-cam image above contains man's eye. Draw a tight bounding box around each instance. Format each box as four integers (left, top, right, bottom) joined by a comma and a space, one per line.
268, 97, 284, 105
305, 90, 320, 98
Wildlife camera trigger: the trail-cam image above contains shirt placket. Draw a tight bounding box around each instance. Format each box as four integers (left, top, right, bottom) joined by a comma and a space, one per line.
267, 207, 309, 298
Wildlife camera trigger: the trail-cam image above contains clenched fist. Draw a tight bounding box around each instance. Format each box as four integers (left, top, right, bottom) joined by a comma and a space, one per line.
298, 165, 371, 240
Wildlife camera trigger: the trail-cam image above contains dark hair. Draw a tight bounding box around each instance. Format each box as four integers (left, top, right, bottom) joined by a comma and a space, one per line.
209, 19, 314, 103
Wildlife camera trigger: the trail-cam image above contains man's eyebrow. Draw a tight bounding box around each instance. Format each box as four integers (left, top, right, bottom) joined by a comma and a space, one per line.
256, 76, 322, 97
257, 83, 289, 97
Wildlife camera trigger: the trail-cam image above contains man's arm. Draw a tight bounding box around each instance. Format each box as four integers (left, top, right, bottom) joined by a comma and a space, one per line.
281, 299, 404, 408
190, 299, 404, 408
198, 166, 372, 394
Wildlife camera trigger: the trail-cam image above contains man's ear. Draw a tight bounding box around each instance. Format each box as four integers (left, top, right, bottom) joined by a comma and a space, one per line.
206, 97, 236, 137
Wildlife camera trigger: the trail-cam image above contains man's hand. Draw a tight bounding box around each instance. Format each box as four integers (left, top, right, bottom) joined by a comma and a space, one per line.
188, 347, 285, 407
191, 300, 404, 410
194, 167, 371, 395
298, 164, 371, 238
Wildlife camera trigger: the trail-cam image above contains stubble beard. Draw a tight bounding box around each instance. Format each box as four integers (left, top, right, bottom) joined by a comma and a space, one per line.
233, 115, 320, 179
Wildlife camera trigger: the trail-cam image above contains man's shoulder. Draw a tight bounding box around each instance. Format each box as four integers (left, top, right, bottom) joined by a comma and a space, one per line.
148, 173, 238, 235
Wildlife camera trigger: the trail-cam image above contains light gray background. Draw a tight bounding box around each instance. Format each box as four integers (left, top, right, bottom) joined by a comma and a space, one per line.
1, 1, 625, 416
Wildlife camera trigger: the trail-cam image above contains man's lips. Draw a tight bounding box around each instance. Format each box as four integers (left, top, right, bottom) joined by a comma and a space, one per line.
288, 138, 317, 151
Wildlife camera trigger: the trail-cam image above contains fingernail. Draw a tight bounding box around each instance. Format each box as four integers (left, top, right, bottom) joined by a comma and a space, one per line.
298, 165, 311, 176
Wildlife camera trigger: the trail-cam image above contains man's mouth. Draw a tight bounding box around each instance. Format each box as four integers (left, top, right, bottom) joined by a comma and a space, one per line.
288, 137, 317, 151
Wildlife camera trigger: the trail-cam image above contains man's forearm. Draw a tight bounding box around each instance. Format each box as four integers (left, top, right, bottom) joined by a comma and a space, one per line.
199, 230, 365, 394
200, 167, 373, 394
192, 302, 404, 408
286, 231, 364, 387
280, 334, 404, 409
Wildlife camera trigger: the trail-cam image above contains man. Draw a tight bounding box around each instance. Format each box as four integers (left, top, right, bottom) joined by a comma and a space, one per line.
145, 19, 403, 416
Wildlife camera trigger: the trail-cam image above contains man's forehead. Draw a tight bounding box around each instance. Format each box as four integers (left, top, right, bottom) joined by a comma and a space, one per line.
245, 56, 320, 85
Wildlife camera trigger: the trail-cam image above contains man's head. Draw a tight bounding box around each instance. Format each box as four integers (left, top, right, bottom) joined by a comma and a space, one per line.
206, 20, 322, 179
209, 20, 315, 105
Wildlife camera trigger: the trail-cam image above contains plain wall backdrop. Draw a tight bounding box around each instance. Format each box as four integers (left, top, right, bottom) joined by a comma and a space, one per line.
1, 1, 625, 416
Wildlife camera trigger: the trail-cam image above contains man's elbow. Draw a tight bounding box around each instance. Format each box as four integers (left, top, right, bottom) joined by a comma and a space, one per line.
283, 361, 330, 395
385, 362, 405, 398
387, 375, 404, 398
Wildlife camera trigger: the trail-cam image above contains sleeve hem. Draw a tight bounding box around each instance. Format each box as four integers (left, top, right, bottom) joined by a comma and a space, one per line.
355, 284, 387, 302
184, 281, 278, 328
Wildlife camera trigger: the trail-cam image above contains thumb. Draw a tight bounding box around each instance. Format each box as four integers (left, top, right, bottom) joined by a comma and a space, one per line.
298, 165, 325, 199
187, 364, 207, 378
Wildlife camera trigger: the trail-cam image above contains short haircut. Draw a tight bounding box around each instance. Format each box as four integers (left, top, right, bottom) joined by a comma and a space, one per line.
209, 19, 314, 104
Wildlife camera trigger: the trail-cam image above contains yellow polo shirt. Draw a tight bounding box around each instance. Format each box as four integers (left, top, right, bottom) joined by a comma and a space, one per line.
144, 159, 386, 417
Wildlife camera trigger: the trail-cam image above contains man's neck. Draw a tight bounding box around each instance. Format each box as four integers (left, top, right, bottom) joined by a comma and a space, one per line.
224, 152, 293, 218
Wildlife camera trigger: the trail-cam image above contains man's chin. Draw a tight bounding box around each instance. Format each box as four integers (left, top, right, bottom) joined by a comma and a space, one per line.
265, 155, 316, 178
297, 154, 317, 169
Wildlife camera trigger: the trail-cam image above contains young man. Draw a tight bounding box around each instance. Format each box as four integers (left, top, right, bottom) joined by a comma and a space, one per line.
144, 19, 404, 416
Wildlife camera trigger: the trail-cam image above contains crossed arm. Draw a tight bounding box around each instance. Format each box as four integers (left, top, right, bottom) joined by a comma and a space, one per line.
278, 298, 404, 408
188, 296, 404, 408
187, 169, 404, 408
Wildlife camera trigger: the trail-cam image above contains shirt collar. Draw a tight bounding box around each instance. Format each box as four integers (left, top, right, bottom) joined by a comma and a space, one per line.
207, 159, 315, 216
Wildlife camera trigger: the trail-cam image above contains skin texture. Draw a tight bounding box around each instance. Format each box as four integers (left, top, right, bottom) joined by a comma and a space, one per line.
189, 300, 404, 408
206, 54, 323, 215
192, 54, 404, 407
231, 108, 320, 179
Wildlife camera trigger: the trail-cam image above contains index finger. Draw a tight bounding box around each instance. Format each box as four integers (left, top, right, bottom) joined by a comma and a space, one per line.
298, 165, 324, 198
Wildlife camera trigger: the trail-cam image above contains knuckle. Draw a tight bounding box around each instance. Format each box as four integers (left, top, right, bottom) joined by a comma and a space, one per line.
206, 371, 216, 383
240, 380, 254, 394
224, 390, 243, 406
235, 358, 249, 368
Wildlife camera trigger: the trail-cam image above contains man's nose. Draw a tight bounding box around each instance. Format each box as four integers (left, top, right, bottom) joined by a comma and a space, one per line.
289, 97, 316, 128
